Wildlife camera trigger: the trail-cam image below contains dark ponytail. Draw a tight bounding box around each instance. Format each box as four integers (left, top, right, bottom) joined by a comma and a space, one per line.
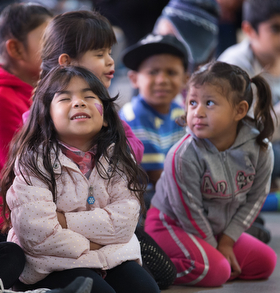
251, 75, 276, 149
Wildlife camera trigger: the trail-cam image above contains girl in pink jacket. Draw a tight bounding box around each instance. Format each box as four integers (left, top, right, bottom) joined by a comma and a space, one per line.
1, 65, 159, 293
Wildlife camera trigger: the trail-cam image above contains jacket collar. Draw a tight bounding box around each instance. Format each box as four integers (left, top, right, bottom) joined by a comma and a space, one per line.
51, 143, 115, 174
189, 120, 259, 153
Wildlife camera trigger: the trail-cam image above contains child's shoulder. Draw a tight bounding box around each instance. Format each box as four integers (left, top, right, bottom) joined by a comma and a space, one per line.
168, 131, 197, 158
119, 96, 157, 124
218, 39, 255, 74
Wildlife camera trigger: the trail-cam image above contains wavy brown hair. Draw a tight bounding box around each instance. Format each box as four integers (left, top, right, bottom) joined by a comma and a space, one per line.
1, 66, 147, 232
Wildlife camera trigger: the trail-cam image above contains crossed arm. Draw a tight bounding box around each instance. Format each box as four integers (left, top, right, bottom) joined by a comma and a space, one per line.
56, 211, 103, 251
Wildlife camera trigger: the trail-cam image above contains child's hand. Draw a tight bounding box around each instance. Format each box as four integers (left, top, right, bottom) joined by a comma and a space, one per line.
90, 242, 103, 250
56, 211, 67, 228
217, 234, 241, 278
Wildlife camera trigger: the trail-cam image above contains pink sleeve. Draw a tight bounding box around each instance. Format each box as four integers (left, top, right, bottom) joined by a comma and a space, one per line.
121, 120, 144, 164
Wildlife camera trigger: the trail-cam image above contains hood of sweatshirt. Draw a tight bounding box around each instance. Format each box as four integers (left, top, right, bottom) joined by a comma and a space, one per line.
0, 66, 33, 96
188, 120, 259, 154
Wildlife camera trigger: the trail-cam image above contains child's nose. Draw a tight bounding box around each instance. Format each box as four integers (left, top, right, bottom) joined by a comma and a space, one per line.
156, 72, 168, 83
106, 54, 114, 66
73, 98, 86, 108
194, 105, 205, 117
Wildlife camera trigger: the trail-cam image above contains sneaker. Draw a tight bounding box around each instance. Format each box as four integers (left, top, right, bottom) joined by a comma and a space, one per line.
254, 215, 265, 226
246, 222, 271, 244
0, 277, 93, 293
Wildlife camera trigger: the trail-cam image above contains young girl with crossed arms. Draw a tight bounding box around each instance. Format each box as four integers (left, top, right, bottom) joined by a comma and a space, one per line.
2, 65, 159, 293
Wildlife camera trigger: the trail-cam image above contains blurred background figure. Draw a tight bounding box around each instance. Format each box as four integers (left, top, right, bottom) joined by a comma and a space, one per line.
20, 0, 93, 14
91, 0, 169, 48
218, 0, 280, 187
153, 0, 220, 73
216, 0, 244, 56
0, 0, 19, 13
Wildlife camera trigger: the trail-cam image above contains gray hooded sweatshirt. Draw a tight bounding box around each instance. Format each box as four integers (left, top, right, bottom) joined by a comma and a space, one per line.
151, 121, 273, 247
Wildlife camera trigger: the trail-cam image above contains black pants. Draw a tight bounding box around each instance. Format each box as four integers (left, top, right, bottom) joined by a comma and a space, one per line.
0, 241, 25, 289
14, 261, 160, 293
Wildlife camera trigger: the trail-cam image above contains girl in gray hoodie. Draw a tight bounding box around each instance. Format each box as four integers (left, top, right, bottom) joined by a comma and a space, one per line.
145, 61, 277, 287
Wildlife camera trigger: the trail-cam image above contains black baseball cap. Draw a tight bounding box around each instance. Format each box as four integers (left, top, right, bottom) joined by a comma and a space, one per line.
122, 34, 188, 71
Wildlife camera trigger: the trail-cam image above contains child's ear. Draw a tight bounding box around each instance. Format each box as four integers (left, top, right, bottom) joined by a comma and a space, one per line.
242, 21, 258, 38
58, 53, 72, 66
5, 39, 24, 60
127, 70, 139, 89
103, 119, 108, 127
235, 101, 249, 121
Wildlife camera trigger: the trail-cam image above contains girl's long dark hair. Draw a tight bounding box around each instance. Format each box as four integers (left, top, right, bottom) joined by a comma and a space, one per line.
184, 61, 275, 150
1, 66, 147, 232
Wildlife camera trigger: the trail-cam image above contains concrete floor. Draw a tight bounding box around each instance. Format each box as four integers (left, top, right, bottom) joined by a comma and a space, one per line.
164, 212, 280, 293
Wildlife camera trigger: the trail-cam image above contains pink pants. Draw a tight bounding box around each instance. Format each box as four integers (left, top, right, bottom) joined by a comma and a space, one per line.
145, 207, 277, 287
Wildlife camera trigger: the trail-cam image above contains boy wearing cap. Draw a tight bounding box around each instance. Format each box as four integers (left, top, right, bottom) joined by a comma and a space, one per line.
119, 34, 188, 200
218, 0, 280, 183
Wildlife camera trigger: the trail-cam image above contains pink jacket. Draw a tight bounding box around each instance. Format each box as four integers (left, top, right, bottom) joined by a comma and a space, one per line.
7, 145, 141, 284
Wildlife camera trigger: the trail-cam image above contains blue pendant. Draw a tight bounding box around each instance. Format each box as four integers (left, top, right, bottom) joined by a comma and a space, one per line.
87, 196, 95, 205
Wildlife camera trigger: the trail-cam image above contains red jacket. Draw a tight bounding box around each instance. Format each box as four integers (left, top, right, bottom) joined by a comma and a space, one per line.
0, 66, 33, 227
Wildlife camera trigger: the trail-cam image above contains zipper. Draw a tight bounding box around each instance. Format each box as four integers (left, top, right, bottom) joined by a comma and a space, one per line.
221, 151, 233, 224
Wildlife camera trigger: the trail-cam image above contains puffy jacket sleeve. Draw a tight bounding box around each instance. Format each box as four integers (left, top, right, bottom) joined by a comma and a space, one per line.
224, 143, 274, 241
7, 168, 90, 258
65, 168, 141, 245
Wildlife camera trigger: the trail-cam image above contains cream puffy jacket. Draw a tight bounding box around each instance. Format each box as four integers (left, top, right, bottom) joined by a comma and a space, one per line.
7, 145, 141, 284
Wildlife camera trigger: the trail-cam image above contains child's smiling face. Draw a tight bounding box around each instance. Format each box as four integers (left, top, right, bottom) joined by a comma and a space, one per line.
50, 76, 107, 151
129, 54, 188, 114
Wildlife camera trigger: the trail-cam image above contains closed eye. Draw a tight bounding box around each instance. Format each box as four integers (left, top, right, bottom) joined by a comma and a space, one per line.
58, 98, 70, 102
85, 96, 96, 99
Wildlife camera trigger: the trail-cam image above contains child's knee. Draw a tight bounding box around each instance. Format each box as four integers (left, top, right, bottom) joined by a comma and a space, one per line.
173, 256, 231, 287
250, 245, 277, 279
196, 256, 231, 287
238, 242, 277, 280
